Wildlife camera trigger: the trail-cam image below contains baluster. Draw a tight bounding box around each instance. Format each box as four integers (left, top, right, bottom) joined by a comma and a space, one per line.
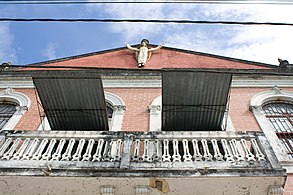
51, 139, 66, 161
152, 140, 161, 162
72, 139, 86, 161
0, 138, 13, 158
221, 139, 234, 162
31, 139, 49, 160
229, 139, 245, 161
182, 139, 192, 162
22, 138, 40, 160
201, 139, 213, 161
12, 138, 31, 160
142, 139, 152, 162
192, 139, 203, 161
2, 138, 22, 160
61, 139, 75, 161
211, 139, 223, 161
162, 139, 171, 162
103, 140, 112, 161
82, 139, 95, 161
251, 139, 266, 161
41, 139, 57, 161
92, 139, 104, 162
172, 139, 181, 162
240, 139, 256, 161
112, 139, 122, 162
132, 139, 140, 161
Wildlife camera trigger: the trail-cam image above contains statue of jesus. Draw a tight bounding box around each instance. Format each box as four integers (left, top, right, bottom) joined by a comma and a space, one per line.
126, 39, 163, 67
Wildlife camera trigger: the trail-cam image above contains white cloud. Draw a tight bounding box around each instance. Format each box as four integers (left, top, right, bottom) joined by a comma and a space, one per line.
87, 3, 293, 64
0, 24, 17, 64
42, 42, 58, 60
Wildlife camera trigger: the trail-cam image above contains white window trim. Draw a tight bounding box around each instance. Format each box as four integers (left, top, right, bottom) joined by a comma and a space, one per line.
250, 86, 293, 169
0, 87, 31, 130
105, 92, 125, 131
148, 95, 161, 131
38, 92, 125, 131
148, 95, 235, 132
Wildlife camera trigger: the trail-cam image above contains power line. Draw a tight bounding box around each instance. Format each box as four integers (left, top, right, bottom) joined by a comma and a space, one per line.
0, 18, 293, 26
1, 0, 293, 5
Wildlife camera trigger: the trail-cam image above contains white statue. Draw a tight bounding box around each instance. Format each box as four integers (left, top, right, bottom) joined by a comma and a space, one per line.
125, 39, 163, 67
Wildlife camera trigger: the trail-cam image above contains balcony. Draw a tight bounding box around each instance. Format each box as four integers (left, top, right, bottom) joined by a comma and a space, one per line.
0, 130, 286, 195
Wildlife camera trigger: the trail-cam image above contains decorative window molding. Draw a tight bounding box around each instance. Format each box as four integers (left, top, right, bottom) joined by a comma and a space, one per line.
38, 92, 125, 131
250, 86, 293, 163
105, 92, 125, 131
148, 95, 161, 131
0, 87, 31, 130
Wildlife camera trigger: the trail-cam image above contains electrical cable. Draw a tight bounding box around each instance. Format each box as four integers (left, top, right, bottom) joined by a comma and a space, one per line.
1, 0, 293, 5
1, 18, 293, 26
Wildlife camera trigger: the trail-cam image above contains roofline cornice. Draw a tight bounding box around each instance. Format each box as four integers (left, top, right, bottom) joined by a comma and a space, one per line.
26, 44, 277, 69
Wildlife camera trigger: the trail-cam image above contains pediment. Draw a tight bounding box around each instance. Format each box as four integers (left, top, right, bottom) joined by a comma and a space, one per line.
28, 45, 275, 70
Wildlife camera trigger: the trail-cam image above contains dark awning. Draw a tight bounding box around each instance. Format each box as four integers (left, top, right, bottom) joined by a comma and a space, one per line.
162, 70, 232, 131
33, 77, 109, 131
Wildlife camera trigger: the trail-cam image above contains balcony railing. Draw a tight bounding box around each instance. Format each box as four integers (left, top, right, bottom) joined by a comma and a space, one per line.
0, 130, 284, 177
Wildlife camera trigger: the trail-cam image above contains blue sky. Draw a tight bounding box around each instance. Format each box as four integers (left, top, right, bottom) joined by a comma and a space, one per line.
1, 2, 293, 65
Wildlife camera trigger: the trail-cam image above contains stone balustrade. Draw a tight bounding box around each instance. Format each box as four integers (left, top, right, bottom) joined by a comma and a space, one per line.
0, 130, 283, 177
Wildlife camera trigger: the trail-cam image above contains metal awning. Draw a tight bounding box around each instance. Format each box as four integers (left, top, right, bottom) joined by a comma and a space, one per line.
162, 71, 232, 131
33, 77, 109, 131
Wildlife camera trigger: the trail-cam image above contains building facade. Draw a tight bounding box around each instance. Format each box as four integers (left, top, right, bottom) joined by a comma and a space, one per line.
0, 41, 292, 194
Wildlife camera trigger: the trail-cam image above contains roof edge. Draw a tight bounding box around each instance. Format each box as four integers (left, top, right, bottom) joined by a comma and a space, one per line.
26, 44, 277, 69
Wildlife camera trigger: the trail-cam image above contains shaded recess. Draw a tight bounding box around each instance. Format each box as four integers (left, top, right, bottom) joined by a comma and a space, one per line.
33, 77, 109, 130
162, 70, 232, 131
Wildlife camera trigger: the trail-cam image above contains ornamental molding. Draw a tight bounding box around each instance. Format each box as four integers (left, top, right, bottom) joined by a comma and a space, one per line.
268, 186, 284, 195
250, 87, 292, 163
1, 76, 293, 88
250, 86, 293, 109
100, 186, 115, 195
0, 87, 31, 109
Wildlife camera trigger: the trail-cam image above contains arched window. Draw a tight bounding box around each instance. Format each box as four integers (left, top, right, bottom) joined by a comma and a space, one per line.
262, 101, 293, 158
0, 87, 31, 130
250, 86, 293, 161
0, 102, 17, 129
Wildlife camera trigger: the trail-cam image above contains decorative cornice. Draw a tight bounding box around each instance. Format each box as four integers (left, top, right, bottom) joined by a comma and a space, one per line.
1, 76, 293, 88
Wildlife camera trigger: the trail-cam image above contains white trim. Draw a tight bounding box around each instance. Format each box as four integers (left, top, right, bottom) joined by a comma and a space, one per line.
0, 87, 31, 130
105, 92, 125, 131
148, 95, 162, 131
250, 87, 293, 170
1, 76, 293, 88
37, 92, 125, 131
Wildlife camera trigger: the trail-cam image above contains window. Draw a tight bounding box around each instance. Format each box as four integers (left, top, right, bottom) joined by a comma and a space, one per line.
0, 87, 31, 130
250, 86, 293, 162
262, 101, 293, 158
106, 102, 114, 128
0, 102, 17, 129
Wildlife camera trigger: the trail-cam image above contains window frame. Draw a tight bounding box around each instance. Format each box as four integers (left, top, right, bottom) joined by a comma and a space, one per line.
0, 87, 31, 130
250, 86, 293, 167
